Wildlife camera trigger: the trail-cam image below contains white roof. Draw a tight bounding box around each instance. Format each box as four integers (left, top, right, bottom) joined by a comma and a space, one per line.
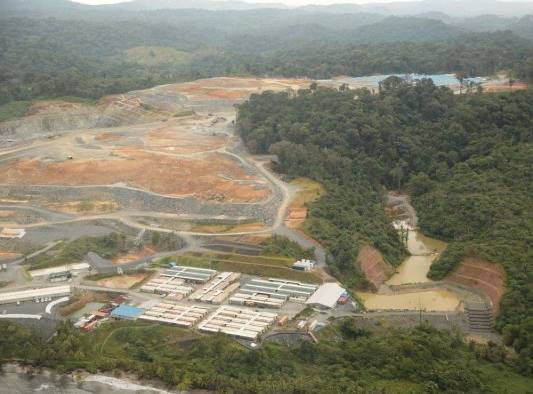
306, 283, 345, 309
0, 285, 71, 303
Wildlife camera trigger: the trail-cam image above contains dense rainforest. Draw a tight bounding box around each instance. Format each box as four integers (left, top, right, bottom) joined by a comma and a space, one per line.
236, 80, 533, 375
1, 318, 532, 393
1, 8, 533, 106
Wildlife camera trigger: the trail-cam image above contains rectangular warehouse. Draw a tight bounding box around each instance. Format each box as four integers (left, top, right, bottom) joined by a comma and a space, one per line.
189, 272, 241, 304
238, 278, 318, 304
140, 275, 194, 299
306, 282, 346, 309
198, 305, 278, 340
139, 302, 209, 328
160, 266, 216, 283
0, 285, 71, 305
229, 292, 285, 309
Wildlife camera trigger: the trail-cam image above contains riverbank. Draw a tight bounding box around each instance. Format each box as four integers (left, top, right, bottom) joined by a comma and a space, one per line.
0, 363, 210, 394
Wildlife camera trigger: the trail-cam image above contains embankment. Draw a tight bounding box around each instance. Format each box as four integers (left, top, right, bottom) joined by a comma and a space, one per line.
357, 245, 394, 290
445, 258, 505, 314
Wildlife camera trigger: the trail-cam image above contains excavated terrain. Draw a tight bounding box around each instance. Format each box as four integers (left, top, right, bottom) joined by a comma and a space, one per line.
446, 258, 506, 314
357, 245, 394, 290
0, 77, 311, 243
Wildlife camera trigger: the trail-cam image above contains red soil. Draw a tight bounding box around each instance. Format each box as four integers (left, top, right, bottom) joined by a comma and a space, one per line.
483, 82, 528, 93
446, 258, 506, 314
0, 150, 270, 202
357, 245, 394, 290
144, 125, 226, 153
113, 246, 156, 265
95, 132, 121, 142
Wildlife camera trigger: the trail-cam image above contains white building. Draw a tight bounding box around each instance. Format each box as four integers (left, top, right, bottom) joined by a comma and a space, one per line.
292, 259, 315, 272
0, 285, 71, 305
305, 283, 345, 309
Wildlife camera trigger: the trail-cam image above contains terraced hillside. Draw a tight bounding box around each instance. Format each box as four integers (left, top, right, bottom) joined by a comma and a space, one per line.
0, 78, 311, 248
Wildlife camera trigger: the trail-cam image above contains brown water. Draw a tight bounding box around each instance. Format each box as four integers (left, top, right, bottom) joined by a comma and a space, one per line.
386, 231, 447, 285
358, 289, 461, 311
357, 230, 461, 311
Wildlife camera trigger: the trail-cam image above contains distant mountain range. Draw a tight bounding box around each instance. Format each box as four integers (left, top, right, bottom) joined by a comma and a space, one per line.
301, 0, 533, 17
2, 0, 533, 17
105, 0, 533, 17
106, 0, 288, 11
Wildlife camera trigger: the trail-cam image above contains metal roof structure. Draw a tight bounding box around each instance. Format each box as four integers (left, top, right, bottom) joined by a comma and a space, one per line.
305, 283, 345, 309
139, 302, 209, 328
110, 304, 145, 320
198, 305, 277, 340
140, 274, 194, 297
160, 266, 216, 283
0, 285, 71, 305
229, 292, 285, 309
239, 278, 318, 303
189, 272, 241, 304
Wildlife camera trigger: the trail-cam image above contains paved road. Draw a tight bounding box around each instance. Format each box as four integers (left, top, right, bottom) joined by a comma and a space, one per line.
0, 101, 328, 271
0, 241, 63, 286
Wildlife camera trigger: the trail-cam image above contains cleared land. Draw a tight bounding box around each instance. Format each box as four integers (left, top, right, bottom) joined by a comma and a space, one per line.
285, 178, 324, 229
93, 272, 150, 289
0, 78, 312, 240
157, 252, 322, 283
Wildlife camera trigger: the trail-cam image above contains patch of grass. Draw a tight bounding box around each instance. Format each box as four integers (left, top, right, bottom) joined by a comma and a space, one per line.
27, 233, 127, 270
289, 177, 325, 208
260, 235, 315, 259
190, 221, 264, 234
52, 96, 97, 105
211, 252, 293, 267
0, 100, 32, 122
173, 109, 196, 117
168, 253, 322, 283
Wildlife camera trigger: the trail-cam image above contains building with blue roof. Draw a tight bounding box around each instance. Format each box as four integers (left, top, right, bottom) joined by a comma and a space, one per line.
110, 304, 144, 320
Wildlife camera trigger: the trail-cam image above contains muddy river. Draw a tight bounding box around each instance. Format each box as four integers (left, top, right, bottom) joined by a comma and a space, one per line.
357, 230, 462, 311
386, 231, 447, 285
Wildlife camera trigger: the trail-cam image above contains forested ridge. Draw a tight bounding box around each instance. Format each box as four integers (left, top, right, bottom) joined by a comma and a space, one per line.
236, 80, 533, 374
1, 11, 533, 106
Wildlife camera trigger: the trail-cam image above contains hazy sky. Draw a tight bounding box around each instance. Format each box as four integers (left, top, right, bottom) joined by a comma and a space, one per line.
73, 0, 426, 5
73, 0, 533, 5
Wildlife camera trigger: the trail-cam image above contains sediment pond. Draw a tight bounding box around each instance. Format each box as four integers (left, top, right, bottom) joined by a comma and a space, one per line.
357, 230, 461, 311
386, 230, 447, 286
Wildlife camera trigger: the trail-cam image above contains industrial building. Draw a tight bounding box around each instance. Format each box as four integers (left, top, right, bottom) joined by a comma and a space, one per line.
198, 305, 278, 340
292, 259, 315, 272
229, 291, 285, 309
305, 282, 346, 309
139, 302, 209, 328
140, 274, 194, 299
110, 304, 145, 320
189, 272, 241, 304
160, 266, 217, 283
238, 278, 318, 304
0, 285, 71, 305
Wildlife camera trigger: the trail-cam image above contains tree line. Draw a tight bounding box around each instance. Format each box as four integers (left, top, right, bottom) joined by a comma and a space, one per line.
236, 79, 533, 374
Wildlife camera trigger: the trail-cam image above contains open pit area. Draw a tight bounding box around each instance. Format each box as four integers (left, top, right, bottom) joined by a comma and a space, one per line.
0, 77, 312, 243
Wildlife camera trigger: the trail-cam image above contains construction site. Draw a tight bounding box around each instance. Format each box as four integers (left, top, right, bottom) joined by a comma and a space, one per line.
0, 76, 500, 346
